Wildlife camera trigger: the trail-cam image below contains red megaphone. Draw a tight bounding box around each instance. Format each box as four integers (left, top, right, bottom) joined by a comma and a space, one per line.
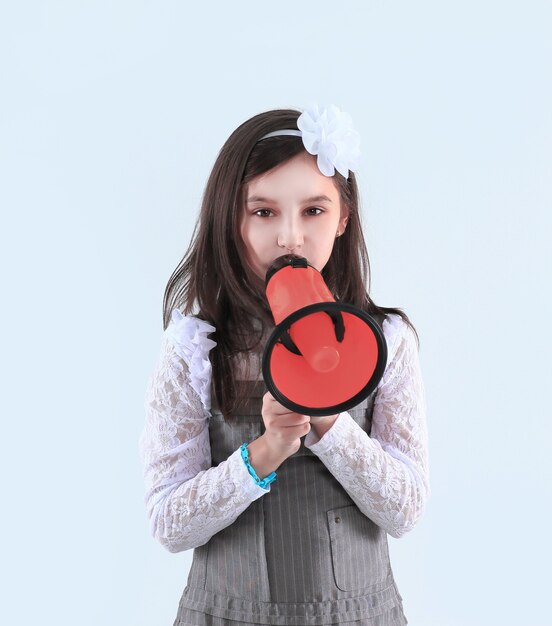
261, 254, 387, 417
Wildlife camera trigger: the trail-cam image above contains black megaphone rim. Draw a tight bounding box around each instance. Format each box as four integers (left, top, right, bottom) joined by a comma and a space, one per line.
261, 301, 388, 417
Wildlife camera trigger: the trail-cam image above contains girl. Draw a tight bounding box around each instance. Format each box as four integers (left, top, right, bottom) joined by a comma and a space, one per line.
139, 103, 430, 626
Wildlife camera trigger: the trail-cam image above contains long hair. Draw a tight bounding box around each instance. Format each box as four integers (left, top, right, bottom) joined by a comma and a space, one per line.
162, 107, 419, 423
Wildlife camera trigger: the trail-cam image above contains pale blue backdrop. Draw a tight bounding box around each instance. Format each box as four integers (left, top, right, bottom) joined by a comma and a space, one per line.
1, 1, 550, 625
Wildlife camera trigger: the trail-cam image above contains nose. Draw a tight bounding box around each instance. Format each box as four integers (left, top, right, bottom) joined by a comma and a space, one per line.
278, 227, 303, 252
279, 239, 302, 253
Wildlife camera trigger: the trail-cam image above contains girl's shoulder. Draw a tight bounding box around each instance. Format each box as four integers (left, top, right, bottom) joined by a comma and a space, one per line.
164, 308, 218, 411
381, 313, 412, 364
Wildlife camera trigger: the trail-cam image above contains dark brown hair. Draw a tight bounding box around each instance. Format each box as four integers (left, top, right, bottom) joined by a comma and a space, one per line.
162, 107, 419, 422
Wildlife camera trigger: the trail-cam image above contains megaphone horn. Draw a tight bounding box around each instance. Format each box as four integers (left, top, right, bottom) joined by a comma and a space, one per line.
261, 254, 387, 417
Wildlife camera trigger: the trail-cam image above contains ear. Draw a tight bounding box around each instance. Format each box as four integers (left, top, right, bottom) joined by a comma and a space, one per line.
339, 205, 350, 234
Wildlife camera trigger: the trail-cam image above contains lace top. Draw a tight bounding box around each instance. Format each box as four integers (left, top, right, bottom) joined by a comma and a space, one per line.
138, 309, 430, 553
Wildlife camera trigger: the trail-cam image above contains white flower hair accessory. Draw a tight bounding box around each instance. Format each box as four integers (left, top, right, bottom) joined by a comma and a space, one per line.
258, 103, 361, 178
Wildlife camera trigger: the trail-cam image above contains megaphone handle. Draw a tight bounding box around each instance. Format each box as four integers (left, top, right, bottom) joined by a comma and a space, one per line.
277, 309, 346, 356
278, 330, 302, 355
326, 309, 345, 342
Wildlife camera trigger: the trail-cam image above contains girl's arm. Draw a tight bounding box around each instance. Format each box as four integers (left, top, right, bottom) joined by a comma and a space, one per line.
304, 314, 430, 539
138, 315, 271, 554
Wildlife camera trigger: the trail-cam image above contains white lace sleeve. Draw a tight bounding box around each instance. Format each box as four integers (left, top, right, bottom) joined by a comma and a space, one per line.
304, 314, 430, 539
138, 309, 272, 554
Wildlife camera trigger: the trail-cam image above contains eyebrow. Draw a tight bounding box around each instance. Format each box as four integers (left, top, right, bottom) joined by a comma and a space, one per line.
246, 194, 333, 204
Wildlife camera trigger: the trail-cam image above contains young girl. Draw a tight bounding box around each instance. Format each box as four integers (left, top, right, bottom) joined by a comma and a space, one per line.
139, 103, 430, 626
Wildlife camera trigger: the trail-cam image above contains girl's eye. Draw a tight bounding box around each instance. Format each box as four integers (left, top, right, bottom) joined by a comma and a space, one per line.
253, 207, 324, 218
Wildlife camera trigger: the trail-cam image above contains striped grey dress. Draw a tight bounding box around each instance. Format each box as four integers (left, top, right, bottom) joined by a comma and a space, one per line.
173, 312, 408, 625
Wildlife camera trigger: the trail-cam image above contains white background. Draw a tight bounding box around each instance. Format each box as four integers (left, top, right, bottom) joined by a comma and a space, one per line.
1, 1, 550, 625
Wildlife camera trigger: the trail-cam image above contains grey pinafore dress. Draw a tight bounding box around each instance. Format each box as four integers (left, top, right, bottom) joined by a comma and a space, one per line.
173, 312, 408, 626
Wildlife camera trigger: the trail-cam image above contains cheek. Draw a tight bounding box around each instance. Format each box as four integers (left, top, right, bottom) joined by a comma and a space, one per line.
244, 222, 269, 248
241, 223, 256, 250
241, 225, 264, 264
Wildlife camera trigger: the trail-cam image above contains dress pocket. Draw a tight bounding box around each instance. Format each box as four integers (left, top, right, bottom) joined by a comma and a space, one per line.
327, 504, 389, 591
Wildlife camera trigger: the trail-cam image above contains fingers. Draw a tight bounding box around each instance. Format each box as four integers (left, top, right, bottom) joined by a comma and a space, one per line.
263, 391, 309, 423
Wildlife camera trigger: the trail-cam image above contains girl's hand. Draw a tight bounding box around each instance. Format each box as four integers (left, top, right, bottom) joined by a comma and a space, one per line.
309, 414, 337, 425
308, 413, 340, 439
261, 391, 311, 460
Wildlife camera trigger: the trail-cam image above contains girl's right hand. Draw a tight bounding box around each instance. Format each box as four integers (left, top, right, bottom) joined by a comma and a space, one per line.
261, 391, 311, 460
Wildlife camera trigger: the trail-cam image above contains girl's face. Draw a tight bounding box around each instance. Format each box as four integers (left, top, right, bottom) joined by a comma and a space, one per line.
240, 151, 349, 284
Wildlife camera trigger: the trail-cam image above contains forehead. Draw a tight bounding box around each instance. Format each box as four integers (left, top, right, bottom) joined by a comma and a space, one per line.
245, 152, 338, 203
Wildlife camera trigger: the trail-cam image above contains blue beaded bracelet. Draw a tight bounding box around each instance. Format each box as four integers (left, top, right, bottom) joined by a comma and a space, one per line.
240, 442, 277, 489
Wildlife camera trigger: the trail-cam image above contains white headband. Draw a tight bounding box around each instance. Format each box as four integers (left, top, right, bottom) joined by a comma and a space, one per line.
257, 103, 361, 178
